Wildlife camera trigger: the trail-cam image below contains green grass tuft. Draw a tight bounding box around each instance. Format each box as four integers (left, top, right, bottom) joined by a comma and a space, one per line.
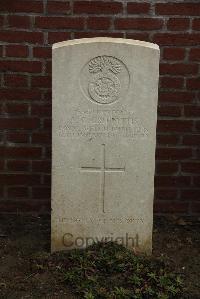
57, 242, 184, 299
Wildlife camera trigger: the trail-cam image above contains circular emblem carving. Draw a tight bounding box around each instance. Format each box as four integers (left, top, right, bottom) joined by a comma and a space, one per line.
80, 55, 130, 105
88, 72, 120, 104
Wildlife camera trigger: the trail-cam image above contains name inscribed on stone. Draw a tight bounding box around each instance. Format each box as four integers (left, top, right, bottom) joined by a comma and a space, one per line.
59, 217, 144, 224
59, 107, 148, 139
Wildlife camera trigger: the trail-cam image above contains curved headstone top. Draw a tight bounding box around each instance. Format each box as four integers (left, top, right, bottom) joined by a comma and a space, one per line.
51, 38, 160, 254
53, 37, 159, 50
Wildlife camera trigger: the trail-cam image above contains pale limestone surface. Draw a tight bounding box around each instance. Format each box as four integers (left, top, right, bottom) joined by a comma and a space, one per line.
52, 38, 160, 254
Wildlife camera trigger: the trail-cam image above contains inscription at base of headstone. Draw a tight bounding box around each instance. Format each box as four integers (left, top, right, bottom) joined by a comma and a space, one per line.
52, 38, 160, 254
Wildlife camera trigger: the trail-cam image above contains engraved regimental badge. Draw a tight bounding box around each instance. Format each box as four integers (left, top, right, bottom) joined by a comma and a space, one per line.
80, 55, 130, 105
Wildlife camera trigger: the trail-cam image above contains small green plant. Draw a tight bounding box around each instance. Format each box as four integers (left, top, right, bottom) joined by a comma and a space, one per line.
57, 242, 184, 299
84, 291, 95, 299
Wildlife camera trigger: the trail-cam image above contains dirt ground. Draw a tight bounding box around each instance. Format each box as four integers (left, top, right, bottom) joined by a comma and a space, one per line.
0, 214, 199, 299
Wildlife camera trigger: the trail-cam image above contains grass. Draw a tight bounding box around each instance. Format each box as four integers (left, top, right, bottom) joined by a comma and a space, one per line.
46, 242, 184, 299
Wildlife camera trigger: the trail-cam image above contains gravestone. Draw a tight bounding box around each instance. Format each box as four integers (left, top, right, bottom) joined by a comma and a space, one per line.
52, 38, 160, 254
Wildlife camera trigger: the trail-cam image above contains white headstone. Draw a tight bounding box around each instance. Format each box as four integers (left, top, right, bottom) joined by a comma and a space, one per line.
52, 38, 160, 254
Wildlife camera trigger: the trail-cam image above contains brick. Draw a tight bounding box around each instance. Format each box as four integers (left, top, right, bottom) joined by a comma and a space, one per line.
6, 45, 28, 58
31, 104, 51, 117
160, 63, 198, 75
74, 1, 122, 14
159, 91, 195, 103
35, 16, 84, 29
0, 187, 4, 198
33, 47, 52, 58
0, 15, 4, 27
32, 132, 51, 144
43, 91, 52, 101
158, 105, 182, 117
127, 3, 150, 14
184, 106, 200, 118
160, 77, 184, 89
155, 176, 191, 188
32, 187, 51, 199
156, 148, 192, 160
193, 177, 200, 187
0, 104, 3, 115
155, 3, 200, 16
167, 18, 190, 31
43, 119, 52, 129
0, 147, 42, 158
8, 15, 30, 29
0, 45, 3, 57
7, 187, 29, 198
0, 61, 42, 73
7, 132, 29, 144
115, 18, 163, 30
4, 75, 28, 88
156, 162, 178, 174
0, 200, 50, 213
126, 33, 150, 42
31, 76, 51, 88
196, 121, 200, 131
0, 31, 43, 44
32, 160, 51, 173
163, 47, 185, 61
43, 174, 51, 185
44, 147, 51, 159
157, 120, 193, 132
45, 61, 52, 74
74, 32, 123, 39
183, 135, 200, 146
153, 33, 200, 46
0, 118, 39, 130
0, 160, 4, 171
87, 17, 111, 30
187, 78, 200, 90
7, 160, 29, 171
157, 134, 179, 145
48, 32, 71, 44
0, 0, 43, 13
5, 103, 29, 115
181, 162, 200, 174
155, 189, 178, 201
154, 201, 189, 214
0, 89, 42, 101
47, 1, 70, 14
189, 49, 200, 61
181, 190, 200, 201
195, 148, 200, 159
0, 174, 40, 185
191, 202, 200, 213
193, 18, 200, 30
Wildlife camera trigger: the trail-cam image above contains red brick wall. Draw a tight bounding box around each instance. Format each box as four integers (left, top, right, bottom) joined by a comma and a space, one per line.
0, 1, 199, 215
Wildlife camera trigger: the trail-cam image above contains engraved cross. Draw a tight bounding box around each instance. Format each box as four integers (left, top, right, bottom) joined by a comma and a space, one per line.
80, 144, 125, 213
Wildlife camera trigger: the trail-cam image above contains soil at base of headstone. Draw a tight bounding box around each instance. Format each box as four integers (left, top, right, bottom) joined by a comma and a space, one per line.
0, 214, 199, 298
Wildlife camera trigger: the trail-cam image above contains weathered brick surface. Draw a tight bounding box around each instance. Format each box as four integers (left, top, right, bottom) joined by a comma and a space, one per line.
0, 1, 199, 215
